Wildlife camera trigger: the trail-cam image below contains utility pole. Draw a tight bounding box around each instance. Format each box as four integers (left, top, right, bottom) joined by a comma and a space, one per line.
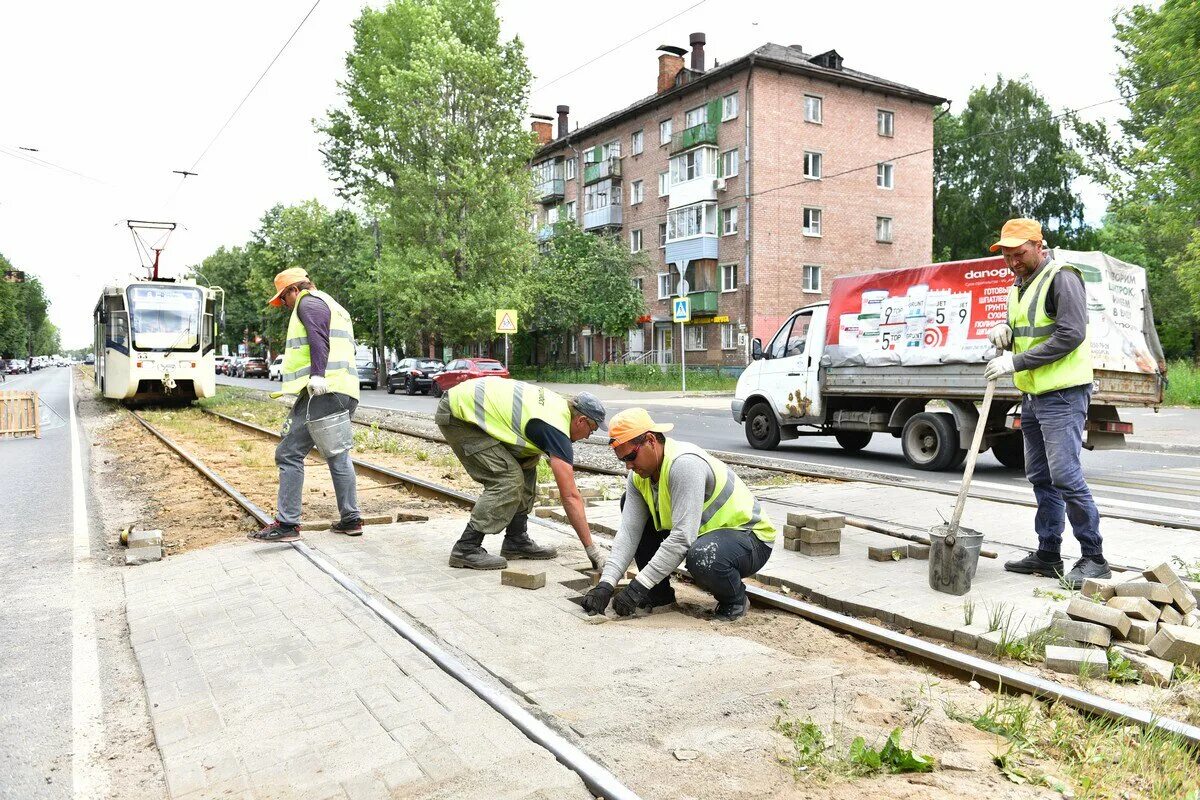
373, 220, 385, 389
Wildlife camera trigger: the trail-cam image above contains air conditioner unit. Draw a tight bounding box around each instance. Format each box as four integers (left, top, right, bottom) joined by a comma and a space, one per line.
715, 178, 727, 191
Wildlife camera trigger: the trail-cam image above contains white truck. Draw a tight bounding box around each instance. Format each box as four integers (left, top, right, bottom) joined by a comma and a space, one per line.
731, 251, 1165, 471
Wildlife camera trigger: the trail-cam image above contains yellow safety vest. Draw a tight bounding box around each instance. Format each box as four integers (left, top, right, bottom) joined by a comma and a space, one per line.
633, 438, 776, 543
272, 289, 360, 400
448, 377, 571, 457
1007, 261, 1093, 395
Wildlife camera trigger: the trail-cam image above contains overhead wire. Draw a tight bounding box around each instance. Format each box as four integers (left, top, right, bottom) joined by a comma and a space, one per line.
0, 143, 107, 184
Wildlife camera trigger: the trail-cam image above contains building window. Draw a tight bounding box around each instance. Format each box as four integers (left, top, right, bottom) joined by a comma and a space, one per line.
528, 213, 537, 233
630, 180, 644, 205
877, 109, 894, 137
565, 158, 576, 180
721, 263, 738, 292
722, 92, 738, 121
803, 265, 821, 293
631, 129, 644, 155
585, 181, 618, 211
804, 95, 823, 123
564, 201, 576, 221
804, 151, 822, 179
546, 205, 559, 225
721, 206, 738, 236
670, 146, 716, 185
632, 277, 643, 292
583, 147, 597, 164
876, 216, 893, 243
658, 222, 667, 248
630, 229, 643, 252
667, 202, 718, 241
803, 207, 822, 237
658, 171, 669, 197
657, 272, 676, 299
721, 322, 738, 350
659, 119, 672, 145
719, 148, 739, 178
601, 140, 621, 160
685, 324, 705, 351
877, 162, 894, 189
684, 105, 707, 128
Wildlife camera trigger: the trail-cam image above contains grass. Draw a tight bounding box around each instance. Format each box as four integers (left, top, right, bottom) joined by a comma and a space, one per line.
1033, 587, 1070, 602
1172, 555, 1200, 582
986, 601, 1013, 633
509, 363, 739, 392
196, 385, 289, 429
774, 714, 933, 781
1164, 360, 1200, 406
963, 599, 976, 626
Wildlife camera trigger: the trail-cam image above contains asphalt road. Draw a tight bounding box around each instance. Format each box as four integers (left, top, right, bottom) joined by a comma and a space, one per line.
219, 374, 1200, 521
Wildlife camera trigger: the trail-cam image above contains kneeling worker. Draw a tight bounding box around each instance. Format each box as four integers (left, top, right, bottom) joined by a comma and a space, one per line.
435, 376, 607, 570
582, 409, 776, 621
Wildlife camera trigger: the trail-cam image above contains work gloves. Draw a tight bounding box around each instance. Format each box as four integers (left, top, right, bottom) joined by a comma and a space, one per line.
987, 323, 1013, 349
984, 353, 1015, 381
585, 543, 605, 571
612, 580, 650, 617
307, 375, 329, 396
581, 582, 614, 616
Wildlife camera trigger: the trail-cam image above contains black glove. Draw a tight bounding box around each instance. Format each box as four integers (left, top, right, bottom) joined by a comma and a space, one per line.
581, 582, 615, 616
612, 580, 650, 617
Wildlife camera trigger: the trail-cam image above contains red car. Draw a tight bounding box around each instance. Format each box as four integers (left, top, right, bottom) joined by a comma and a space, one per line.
431, 358, 509, 396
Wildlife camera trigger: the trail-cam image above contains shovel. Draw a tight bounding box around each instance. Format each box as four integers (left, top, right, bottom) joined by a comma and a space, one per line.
928, 378, 995, 595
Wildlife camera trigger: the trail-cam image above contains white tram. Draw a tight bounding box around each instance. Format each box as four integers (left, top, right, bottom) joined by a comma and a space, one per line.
93, 279, 223, 403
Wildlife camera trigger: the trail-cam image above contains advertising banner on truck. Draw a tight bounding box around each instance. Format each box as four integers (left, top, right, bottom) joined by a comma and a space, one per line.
825, 250, 1161, 374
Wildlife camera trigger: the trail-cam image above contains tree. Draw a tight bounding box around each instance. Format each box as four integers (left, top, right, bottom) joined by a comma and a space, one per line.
934, 77, 1088, 261
319, 0, 537, 349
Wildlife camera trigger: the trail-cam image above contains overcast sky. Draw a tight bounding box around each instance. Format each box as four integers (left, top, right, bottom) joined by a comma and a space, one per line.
0, 0, 1140, 349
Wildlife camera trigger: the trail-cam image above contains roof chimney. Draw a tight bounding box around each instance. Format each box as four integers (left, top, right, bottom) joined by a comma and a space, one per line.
656, 45, 687, 93
689, 32, 706, 72
556, 105, 570, 139
531, 114, 553, 146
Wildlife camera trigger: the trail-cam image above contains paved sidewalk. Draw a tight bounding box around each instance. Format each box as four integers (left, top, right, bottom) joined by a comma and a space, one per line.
124, 541, 591, 800
1122, 406, 1200, 454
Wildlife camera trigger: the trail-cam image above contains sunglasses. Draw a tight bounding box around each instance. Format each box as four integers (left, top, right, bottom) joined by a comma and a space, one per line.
616, 438, 647, 463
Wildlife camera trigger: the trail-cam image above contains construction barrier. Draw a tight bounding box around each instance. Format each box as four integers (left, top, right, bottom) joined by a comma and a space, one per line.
0, 391, 40, 439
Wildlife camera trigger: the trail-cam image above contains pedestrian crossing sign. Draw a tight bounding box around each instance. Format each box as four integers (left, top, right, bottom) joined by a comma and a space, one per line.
495, 309, 518, 334
672, 297, 691, 323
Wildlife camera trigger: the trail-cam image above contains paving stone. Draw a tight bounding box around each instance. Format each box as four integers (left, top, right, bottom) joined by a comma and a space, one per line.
1124, 619, 1157, 646
361, 513, 393, 526
798, 526, 840, 545
1187, 581, 1200, 606
1160, 605, 1184, 626
1184, 612, 1200, 628
126, 545, 163, 566
785, 512, 809, 528
1116, 649, 1175, 686
1143, 562, 1199, 614
1044, 644, 1107, 676
1050, 618, 1111, 648
1065, 597, 1131, 638
1149, 624, 1200, 665
1143, 561, 1185, 585
806, 512, 845, 531
1106, 596, 1160, 622
1079, 578, 1116, 601
782, 524, 802, 540
976, 629, 1004, 656
798, 541, 839, 557
500, 569, 546, 590
868, 545, 908, 562
1114, 641, 1151, 655
1113, 580, 1173, 604
129, 528, 164, 548
783, 538, 802, 552
907, 544, 930, 560
299, 519, 333, 532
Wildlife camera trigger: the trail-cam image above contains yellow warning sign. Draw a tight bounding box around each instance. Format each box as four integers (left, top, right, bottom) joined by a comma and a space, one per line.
495, 309, 518, 334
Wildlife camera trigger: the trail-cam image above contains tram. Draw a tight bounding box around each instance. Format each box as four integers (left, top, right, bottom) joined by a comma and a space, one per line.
93, 279, 222, 403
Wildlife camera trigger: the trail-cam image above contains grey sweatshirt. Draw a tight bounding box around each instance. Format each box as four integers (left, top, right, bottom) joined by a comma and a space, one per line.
601, 454, 714, 589
1010, 257, 1089, 373
296, 294, 331, 377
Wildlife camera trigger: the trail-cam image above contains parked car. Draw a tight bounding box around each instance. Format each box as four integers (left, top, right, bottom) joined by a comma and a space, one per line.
214, 355, 231, 375
241, 357, 269, 378
269, 355, 284, 381
83, 354, 95, 365
430, 358, 509, 396
228, 357, 245, 377
387, 358, 445, 395
356, 360, 378, 390
7, 359, 29, 374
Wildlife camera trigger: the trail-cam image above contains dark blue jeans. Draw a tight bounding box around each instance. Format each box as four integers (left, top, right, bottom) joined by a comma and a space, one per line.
1021, 384, 1103, 558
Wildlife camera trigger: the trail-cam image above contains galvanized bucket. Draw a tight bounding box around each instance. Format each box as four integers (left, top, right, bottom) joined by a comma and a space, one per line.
928, 523, 983, 596
306, 407, 353, 459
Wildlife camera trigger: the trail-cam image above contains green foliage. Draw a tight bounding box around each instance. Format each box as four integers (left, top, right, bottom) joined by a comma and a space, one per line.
508, 362, 738, 392
962, 598, 976, 626
1106, 648, 1142, 684
0, 254, 55, 359
847, 728, 933, 775
774, 716, 827, 773
1164, 361, 1200, 406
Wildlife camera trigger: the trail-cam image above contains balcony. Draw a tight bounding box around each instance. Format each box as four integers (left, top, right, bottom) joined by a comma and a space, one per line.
671, 290, 719, 316
583, 204, 622, 231
583, 157, 622, 185
671, 120, 718, 154
665, 234, 718, 265
534, 177, 565, 204
536, 224, 556, 243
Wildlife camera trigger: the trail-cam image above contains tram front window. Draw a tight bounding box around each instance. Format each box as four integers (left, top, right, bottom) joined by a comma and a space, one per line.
128, 285, 203, 352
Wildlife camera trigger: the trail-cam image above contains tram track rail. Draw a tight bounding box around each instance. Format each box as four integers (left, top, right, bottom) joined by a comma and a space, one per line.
128, 403, 1200, 750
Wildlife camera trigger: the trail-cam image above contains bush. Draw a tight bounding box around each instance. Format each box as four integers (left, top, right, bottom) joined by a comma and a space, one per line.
509, 363, 739, 392
1165, 360, 1200, 406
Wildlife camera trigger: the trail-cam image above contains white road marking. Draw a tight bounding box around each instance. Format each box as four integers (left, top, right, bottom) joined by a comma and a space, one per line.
968, 478, 1200, 519
70, 372, 107, 799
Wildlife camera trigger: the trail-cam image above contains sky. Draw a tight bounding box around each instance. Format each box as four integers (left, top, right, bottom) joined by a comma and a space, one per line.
0, 0, 1142, 349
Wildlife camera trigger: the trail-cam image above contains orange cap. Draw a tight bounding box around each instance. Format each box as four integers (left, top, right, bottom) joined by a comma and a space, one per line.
989, 218, 1043, 252
268, 267, 309, 306
607, 407, 673, 447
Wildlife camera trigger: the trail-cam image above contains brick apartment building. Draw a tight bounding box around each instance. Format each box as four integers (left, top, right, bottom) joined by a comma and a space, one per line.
529, 35, 946, 367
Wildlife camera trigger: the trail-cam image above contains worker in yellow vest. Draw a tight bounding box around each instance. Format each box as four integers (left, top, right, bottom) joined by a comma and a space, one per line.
435, 376, 607, 570
249, 267, 362, 542
984, 219, 1109, 589
582, 408, 776, 621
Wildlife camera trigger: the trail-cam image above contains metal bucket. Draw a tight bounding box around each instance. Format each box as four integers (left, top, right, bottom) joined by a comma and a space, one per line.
307, 409, 353, 459
928, 524, 983, 595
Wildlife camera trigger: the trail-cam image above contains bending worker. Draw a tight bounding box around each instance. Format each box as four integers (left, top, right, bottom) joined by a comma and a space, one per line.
435, 376, 607, 570
984, 218, 1110, 589
249, 267, 362, 542
582, 408, 776, 621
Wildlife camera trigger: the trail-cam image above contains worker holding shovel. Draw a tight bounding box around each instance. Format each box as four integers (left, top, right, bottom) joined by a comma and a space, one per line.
984, 219, 1110, 589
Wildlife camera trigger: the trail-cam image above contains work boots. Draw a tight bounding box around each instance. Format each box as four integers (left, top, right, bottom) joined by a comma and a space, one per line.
500, 514, 558, 560
448, 524, 507, 570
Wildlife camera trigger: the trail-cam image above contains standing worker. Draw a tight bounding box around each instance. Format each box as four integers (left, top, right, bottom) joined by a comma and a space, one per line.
984, 219, 1110, 588
248, 268, 363, 542
581, 409, 776, 621
435, 376, 607, 570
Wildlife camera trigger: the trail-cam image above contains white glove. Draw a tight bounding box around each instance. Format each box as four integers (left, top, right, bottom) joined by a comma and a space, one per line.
307, 375, 329, 396
984, 353, 1015, 381
585, 543, 605, 571
988, 323, 1013, 349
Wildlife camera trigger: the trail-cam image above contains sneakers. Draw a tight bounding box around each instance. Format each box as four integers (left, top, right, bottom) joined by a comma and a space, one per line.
331, 517, 363, 536
1063, 556, 1111, 590
1003, 551, 1065, 578
714, 596, 750, 622
248, 520, 300, 542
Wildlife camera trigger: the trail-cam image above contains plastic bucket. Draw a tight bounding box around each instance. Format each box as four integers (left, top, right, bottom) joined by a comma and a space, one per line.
927, 523, 983, 595
307, 409, 353, 459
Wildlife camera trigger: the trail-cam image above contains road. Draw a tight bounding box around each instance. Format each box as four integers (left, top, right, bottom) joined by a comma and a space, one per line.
220, 374, 1200, 521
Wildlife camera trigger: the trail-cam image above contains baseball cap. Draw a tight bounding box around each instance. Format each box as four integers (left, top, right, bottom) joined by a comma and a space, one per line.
989, 218, 1043, 253
571, 392, 606, 427
268, 267, 309, 307
607, 407, 673, 447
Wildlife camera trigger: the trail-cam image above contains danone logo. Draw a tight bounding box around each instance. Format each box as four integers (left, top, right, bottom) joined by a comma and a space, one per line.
964, 268, 1010, 280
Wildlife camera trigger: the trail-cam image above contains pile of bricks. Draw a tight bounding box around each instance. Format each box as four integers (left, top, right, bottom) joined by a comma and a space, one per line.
782, 512, 843, 556
1047, 561, 1200, 685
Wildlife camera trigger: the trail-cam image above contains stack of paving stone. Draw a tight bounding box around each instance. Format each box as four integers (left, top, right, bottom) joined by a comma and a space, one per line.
781, 512, 843, 556
1047, 561, 1200, 685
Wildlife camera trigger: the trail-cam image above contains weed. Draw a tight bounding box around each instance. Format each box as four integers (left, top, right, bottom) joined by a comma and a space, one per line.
996, 617, 1055, 664
1033, 587, 1068, 602
415, 449, 429, 461
1057, 571, 1079, 594
1106, 649, 1142, 684
847, 728, 933, 775
1172, 555, 1200, 582
947, 686, 1037, 745
986, 601, 1013, 633
1164, 359, 1200, 406
962, 599, 976, 626
774, 716, 827, 774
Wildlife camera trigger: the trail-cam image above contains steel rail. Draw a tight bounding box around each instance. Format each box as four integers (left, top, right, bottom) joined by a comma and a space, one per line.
127, 410, 642, 800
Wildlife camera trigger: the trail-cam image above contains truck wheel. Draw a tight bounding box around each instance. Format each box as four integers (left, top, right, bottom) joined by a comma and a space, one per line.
744, 402, 781, 450
991, 432, 1025, 470
901, 412, 960, 471
834, 430, 872, 452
